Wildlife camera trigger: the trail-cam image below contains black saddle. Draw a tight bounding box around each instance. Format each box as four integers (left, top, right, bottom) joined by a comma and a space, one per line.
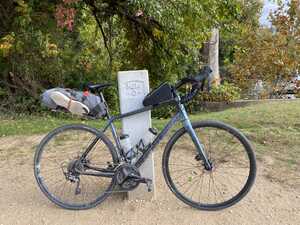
87, 83, 113, 92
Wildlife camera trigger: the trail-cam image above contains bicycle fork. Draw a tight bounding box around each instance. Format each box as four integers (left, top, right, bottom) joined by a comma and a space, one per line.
178, 104, 212, 171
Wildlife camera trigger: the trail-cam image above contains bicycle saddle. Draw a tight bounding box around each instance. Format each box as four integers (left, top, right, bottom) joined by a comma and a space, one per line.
87, 83, 112, 92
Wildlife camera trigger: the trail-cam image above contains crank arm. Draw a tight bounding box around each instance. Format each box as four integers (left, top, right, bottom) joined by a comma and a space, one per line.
129, 175, 153, 192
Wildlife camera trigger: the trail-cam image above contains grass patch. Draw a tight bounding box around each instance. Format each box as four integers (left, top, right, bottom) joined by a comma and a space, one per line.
0, 114, 107, 136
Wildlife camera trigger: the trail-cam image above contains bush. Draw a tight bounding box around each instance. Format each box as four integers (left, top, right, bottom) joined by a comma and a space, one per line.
186, 82, 241, 113
197, 82, 241, 103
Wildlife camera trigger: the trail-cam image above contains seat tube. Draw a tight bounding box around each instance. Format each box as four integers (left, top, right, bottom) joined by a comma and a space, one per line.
105, 110, 122, 151
178, 104, 212, 170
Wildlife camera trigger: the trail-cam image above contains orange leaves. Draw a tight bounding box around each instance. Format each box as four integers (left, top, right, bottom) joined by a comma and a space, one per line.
230, 1, 300, 92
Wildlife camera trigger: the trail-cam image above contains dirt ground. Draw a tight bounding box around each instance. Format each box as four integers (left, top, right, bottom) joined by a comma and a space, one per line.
0, 135, 299, 225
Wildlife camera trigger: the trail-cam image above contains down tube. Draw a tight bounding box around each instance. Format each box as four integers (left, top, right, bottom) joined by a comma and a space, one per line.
135, 113, 182, 168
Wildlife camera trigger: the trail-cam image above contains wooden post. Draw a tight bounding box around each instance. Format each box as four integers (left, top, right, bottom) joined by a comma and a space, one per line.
209, 28, 221, 87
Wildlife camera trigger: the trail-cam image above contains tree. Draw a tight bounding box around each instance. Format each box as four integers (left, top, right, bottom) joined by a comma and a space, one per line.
208, 28, 220, 87
219, 0, 262, 76
229, 0, 300, 96
0, 0, 263, 113
199, 0, 262, 88
54, 0, 250, 84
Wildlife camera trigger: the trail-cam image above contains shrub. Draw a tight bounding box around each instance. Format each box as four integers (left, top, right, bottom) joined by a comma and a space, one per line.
185, 82, 241, 113
198, 82, 241, 103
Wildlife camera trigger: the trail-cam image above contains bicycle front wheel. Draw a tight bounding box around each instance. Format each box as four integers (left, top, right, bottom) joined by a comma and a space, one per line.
34, 124, 118, 210
162, 120, 256, 211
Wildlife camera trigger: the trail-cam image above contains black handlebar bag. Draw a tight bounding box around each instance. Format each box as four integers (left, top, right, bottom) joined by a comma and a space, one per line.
143, 83, 174, 107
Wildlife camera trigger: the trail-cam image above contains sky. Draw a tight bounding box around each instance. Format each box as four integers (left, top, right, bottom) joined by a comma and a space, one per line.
260, 0, 278, 26
260, 0, 290, 26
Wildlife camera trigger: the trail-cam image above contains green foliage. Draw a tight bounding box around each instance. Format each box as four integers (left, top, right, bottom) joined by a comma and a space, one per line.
72, 0, 254, 86
198, 82, 241, 103
0, 0, 117, 113
0, 0, 262, 115
197, 82, 241, 102
220, 0, 262, 71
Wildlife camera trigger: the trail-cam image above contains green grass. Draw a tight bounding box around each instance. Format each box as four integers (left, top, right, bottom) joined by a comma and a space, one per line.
0, 114, 107, 137
1, 100, 300, 185
2, 100, 299, 136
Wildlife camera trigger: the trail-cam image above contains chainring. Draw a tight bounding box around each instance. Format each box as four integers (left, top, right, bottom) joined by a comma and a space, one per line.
115, 164, 141, 191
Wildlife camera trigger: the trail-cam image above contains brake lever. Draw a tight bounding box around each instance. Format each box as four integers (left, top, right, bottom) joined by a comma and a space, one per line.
194, 66, 212, 91
195, 66, 212, 82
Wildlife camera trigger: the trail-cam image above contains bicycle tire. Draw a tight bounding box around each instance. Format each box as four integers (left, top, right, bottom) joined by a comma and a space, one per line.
34, 124, 118, 210
162, 120, 256, 211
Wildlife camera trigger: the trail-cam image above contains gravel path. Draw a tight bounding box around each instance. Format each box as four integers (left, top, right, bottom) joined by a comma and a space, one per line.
0, 135, 299, 225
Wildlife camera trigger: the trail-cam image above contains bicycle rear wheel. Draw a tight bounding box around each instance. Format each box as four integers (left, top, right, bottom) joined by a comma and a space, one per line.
162, 120, 256, 210
34, 124, 118, 210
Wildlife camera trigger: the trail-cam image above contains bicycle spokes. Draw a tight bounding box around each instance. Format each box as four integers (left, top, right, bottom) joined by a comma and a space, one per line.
163, 121, 256, 210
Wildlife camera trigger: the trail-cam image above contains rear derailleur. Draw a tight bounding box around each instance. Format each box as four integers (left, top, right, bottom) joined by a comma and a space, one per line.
62, 159, 82, 195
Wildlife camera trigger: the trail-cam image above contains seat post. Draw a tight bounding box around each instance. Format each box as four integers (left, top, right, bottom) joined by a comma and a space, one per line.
99, 92, 113, 121
97, 90, 108, 102
96, 90, 102, 99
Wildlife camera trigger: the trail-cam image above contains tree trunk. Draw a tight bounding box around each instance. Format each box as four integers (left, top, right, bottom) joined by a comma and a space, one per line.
209, 28, 220, 87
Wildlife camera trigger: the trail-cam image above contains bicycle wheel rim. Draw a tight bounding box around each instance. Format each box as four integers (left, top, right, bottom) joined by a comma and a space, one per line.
34, 125, 117, 210
163, 121, 256, 210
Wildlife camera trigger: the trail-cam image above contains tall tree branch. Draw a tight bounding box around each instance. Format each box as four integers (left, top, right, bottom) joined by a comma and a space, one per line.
83, 0, 113, 65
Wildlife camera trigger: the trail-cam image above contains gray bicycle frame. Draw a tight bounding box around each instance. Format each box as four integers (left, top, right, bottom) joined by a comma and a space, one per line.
100, 97, 211, 170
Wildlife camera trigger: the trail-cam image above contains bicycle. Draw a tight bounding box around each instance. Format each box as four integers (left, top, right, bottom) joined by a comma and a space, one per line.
34, 67, 256, 211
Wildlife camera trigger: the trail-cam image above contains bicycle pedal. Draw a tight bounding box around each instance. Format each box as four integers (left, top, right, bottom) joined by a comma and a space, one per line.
75, 187, 81, 195
145, 179, 153, 192
75, 180, 81, 195
131, 176, 152, 192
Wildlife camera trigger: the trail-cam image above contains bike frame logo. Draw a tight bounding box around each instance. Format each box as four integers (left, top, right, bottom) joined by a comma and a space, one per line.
125, 80, 145, 98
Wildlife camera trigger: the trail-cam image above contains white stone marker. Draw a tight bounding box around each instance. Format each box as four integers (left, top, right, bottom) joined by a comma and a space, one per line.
118, 70, 155, 200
